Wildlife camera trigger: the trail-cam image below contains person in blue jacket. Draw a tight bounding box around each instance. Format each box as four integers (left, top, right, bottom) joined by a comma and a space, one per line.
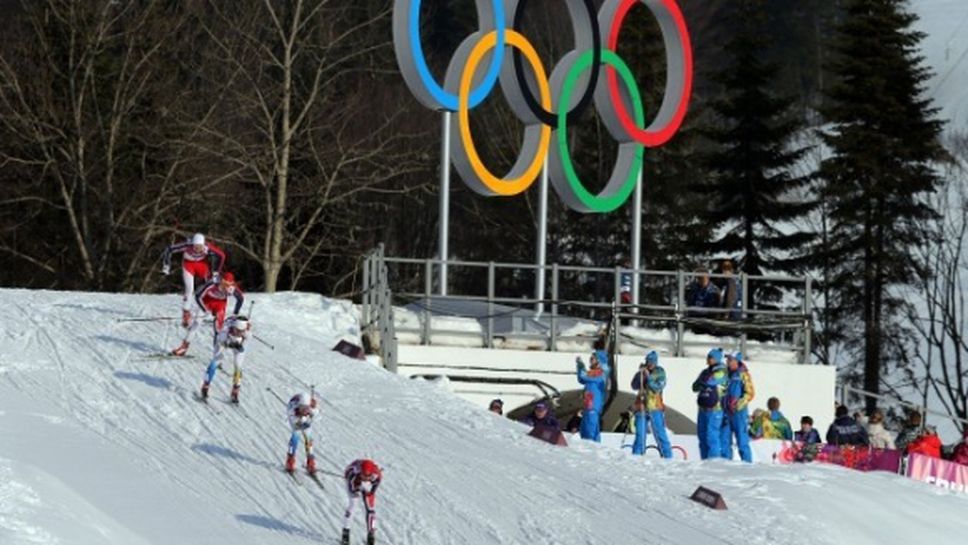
576, 351, 609, 442
692, 348, 728, 460
719, 352, 755, 462
630, 351, 673, 458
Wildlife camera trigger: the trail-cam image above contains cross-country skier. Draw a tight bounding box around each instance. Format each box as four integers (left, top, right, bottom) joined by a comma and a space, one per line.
171, 272, 244, 356
285, 392, 319, 474
200, 315, 251, 402
342, 459, 382, 545
161, 233, 226, 327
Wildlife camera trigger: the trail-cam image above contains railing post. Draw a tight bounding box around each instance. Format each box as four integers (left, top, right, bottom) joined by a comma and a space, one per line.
740, 272, 748, 357
613, 266, 621, 325
804, 277, 813, 364
676, 270, 685, 357
423, 259, 432, 345
487, 261, 495, 349
550, 263, 559, 351
362, 253, 371, 337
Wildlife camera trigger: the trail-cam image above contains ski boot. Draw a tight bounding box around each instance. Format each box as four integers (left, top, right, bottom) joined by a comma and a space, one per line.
341, 529, 350, 545
230, 384, 240, 404
182, 309, 192, 328
367, 530, 375, 545
285, 453, 296, 474
306, 455, 316, 475
200, 381, 210, 400
172, 340, 190, 357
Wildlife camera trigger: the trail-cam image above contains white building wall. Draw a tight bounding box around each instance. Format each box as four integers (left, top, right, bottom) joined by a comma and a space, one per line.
397, 345, 836, 433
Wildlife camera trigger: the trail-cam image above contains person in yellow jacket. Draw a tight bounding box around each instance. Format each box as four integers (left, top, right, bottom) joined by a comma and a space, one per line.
720, 352, 755, 462
630, 351, 673, 457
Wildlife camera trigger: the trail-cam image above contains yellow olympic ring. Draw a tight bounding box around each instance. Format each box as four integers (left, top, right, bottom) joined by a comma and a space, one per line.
458, 30, 551, 196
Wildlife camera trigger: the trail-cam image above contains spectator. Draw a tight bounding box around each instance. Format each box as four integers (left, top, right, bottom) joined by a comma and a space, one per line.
566, 411, 582, 434
613, 409, 633, 434
520, 401, 560, 430
895, 412, 923, 453
685, 269, 722, 315
692, 348, 728, 459
794, 416, 822, 444
907, 426, 943, 458
619, 258, 633, 306
630, 351, 673, 458
853, 411, 868, 429
866, 409, 895, 449
825, 405, 869, 446
720, 351, 755, 462
576, 351, 609, 442
751, 397, 793, 440
719, 260, 743, 321
488, 399, 504, 416
951, 429, 968, 466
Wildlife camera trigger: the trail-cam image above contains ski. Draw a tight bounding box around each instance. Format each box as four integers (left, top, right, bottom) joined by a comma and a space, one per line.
307, 472, 325, 490
192, 392, 221, 413
284, 469, 301, 486
139, 353, 195, 360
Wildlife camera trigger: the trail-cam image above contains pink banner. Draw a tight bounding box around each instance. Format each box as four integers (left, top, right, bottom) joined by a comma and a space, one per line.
773, 442, 901, 473
906, 453, 968, 494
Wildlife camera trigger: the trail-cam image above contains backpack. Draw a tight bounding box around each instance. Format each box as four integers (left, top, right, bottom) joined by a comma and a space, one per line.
697, 385, 720, 409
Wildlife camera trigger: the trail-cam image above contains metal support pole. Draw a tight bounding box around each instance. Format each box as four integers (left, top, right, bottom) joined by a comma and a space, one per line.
361, 254, 370, 336
740, 272, 748, 356
631, 168, 643, 325
438, 111, 451, 296
676, 270, 685, 356
804, 277, 813, 364
550, 263, 559, 351
535, 159, 549, 315
487, 262, 495, 349
423, 259, 432, 345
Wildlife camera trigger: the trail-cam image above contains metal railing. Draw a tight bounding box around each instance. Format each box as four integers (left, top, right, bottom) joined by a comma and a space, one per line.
837, 384, 968, 430
361, 245, 398, 372
361, 247, 815, 363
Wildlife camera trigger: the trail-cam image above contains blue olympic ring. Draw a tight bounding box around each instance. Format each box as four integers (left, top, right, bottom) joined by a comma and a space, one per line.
408, 0, 506, 111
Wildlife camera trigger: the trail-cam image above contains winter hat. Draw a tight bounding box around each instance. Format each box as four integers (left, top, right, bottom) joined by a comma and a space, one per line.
707, 348, 724, 364
645, 351, 659, 365
192, 233, 205, 245
726, 351, 743, 363
535, 402, 548, 411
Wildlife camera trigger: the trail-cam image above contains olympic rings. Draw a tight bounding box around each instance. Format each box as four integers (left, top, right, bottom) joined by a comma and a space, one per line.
509, 0, 601, 127
393, 0, 506, 111
392, 0, 694, 213
598, 0, 693, 146
457, 30, 552, 196
552, 49, 644, 213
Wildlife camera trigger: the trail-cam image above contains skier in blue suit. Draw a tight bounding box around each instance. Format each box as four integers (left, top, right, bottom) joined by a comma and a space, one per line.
576, 351, 609, 442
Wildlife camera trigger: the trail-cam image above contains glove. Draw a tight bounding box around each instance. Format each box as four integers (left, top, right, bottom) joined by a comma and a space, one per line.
360, 481, 373, 494
161, 265, 170, 275
575, 357, 585, 372
211, 271, 220, 283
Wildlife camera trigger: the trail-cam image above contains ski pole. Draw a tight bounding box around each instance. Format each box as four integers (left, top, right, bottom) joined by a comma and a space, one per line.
253, 333, 275, 350
266, 386, 288, 407
117, 316, 177, 323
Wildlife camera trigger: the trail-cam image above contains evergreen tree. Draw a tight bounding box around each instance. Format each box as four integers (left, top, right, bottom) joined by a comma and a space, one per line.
817, 0, 945, 412
698, 0, 814, 309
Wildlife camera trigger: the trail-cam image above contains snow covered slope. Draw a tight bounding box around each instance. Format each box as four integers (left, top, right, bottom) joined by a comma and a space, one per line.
0, 289, 966, 545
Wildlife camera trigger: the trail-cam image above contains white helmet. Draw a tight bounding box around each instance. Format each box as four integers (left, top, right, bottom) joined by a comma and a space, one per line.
192, 233, 206, 246
229, 315, 249, 332
295, 393, 311, 408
